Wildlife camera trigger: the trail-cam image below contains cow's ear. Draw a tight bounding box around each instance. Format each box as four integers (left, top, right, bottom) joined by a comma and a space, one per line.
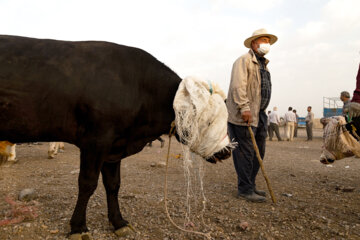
173, 77, 210, 145
181, 77, 210, 114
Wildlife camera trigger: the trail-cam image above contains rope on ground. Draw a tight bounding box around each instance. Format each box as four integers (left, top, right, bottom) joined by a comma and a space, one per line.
164, 122, 212, 240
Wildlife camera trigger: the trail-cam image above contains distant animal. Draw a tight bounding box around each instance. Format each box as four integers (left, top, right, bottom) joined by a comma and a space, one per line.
0, 141, 16, 164
48, 142, 65, 159
0, 35, 232, 239
0, 141, 64, 162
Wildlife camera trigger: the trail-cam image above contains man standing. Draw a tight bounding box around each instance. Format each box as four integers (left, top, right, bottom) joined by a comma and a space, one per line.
284, 107, 296, 141
293, 109, 299, 137
267, 110, 272, 139
305, 106, 314, 141
344, 63, 360, 118
351, 63, 360, 104
227, 29, 277, 202
340, 91, 351, 115
269, 107, 283, 141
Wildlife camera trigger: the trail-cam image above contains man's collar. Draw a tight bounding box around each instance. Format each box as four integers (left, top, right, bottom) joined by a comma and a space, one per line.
249, 49, 269, 65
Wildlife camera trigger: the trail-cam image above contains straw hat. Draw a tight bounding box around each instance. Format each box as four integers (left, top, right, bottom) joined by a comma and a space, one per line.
244, 28, 278, 48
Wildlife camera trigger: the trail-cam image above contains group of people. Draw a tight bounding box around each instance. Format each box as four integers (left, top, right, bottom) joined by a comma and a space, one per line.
226, 28, 360, 203
267, 106, 314, 142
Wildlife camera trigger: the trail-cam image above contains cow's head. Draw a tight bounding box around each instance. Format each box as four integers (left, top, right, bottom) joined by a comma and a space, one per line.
173, 77, 235, 163
320, 116, 360, 164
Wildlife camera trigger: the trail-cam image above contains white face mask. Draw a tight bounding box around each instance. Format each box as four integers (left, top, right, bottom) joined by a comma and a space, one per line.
257, 43, 270, 55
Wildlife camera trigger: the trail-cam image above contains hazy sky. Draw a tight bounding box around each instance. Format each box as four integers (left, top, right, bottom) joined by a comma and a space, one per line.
1, 0, 359, 117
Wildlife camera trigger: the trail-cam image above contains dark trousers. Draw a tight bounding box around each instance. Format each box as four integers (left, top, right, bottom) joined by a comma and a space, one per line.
269, 122, 282, 141
306, 122, 313, 140
346, 117, 360, 139
294, 123, 298, 137
228, 111, 267, 194
267, 125, 271, 139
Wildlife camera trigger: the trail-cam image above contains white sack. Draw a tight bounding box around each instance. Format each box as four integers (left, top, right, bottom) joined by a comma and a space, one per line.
173, 76, 231, 158
321, 116, 360, 162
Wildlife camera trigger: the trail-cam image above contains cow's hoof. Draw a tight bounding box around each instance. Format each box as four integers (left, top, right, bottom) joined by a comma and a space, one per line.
69, 233, 92, 240
7, 159, 18, 163
115, 225, 136, 237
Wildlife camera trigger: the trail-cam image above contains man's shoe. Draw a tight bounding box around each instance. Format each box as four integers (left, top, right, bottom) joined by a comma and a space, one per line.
254, 189, 266, 197
237, 192, 266, 203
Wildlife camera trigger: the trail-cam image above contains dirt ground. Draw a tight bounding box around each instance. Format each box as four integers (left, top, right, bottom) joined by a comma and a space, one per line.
0, 128, 359, 240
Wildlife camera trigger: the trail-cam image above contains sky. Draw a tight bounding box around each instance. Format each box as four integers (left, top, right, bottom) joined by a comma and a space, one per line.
0, 0, 359, 117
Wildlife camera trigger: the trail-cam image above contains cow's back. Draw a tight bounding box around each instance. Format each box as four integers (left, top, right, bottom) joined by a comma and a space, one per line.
0, 35, 181, 152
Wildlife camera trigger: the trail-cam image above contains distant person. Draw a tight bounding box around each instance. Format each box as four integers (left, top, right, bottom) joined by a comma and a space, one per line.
268, 107, 283, 141
343, 64, 360, 153
279, 117, 286, 137
267, 110, 272, 139
340, 91, 351, 115
293, 109, 299, 137
227, 28, 278, 203
147, 137, 165, 148
284, 107, 296, 141
351, 63, 360, 104
344, 63, 360, 119
305, 106, 314, 141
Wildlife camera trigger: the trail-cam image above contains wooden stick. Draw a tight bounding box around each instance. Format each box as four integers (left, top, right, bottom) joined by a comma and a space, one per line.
247, 126, 276, 203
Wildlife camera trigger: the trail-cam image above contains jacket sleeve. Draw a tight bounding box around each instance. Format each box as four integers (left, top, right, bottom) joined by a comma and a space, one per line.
352, 63, 360, 103
231, 57, 250, 113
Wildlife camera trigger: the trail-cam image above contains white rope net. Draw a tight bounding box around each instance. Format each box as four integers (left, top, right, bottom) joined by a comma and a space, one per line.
173, 76, 233, 159
167, 76, 236, 239
181, 145, 209, 229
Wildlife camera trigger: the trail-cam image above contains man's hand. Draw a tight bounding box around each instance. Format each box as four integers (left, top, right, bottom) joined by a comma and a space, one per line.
344, 102, 360, 119
241, 111, 252, 124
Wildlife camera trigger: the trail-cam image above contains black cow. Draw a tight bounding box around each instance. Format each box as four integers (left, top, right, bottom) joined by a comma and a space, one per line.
0, 35, 231, 237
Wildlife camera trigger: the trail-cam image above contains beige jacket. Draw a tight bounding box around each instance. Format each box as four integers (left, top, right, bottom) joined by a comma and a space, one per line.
226, 49, 269, 127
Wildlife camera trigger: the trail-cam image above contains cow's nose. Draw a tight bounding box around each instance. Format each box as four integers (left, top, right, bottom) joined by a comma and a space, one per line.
205, 146, 232, 164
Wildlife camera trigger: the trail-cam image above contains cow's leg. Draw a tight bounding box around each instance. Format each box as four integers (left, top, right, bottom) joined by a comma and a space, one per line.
70, 148, 104, 234
101, 161, 129, 231
48, 142, 57, 159
58, 142, 65, 152
8, 144, 16, 161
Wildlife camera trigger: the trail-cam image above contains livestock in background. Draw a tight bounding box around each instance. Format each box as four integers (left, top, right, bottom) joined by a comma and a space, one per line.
0, 141, 16, 164
0, 141, 64, 163
48, 142, 65, 159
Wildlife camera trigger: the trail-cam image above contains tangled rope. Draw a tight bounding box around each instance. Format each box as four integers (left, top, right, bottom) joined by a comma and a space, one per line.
0, 196, 38, 226
164, 122, 212, 240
